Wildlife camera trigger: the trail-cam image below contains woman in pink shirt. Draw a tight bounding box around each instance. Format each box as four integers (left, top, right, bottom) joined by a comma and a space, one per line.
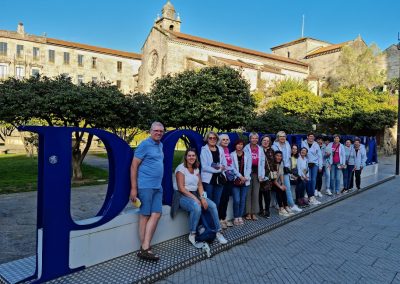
327, 134, 346, 194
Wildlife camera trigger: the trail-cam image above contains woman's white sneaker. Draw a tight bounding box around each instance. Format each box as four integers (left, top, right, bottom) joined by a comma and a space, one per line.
216, 232, 228, 244
325, 189, 332, 196
291, 204, 302, 213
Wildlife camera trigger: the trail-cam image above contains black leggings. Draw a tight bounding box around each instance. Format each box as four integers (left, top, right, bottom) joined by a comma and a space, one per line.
273, 185, 288, 208
259, 189, 271, 213
354, 170, 361, 189
316, 166, 324, 191
218, 181, 232, 220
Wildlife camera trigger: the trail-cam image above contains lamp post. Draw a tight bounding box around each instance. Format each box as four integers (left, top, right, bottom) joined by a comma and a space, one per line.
396, 32, 400, 175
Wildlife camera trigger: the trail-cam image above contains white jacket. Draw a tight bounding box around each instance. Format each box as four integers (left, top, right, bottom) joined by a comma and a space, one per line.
230, 151, 252, 186
272, 141, 291, 169
353, 145, 367, 170
200, 144, 227, 184
297, 156, 309, 179
243, 144, 265, 180
301, 140, 323, 170
327, 142, 346, 166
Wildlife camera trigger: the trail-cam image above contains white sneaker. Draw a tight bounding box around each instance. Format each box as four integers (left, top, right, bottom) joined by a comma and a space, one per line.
291, 204, 302, 213
279, 209, 290, 217
325, 189, 332, 196
285, 208, 295, 216
220, 220, 227, 230
318, 191, 323, 197
188, 234, 196, 246
226, 220, 233, 227
216, 232, 228, 244
305, 193, 308, 198
309, 196, 321, 205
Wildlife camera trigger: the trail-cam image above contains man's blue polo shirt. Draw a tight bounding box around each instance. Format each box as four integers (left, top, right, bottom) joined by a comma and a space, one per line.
134, 137, 164, 190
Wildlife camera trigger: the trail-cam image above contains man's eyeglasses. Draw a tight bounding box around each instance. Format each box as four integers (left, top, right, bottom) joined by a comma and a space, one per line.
208, 137, 217, 140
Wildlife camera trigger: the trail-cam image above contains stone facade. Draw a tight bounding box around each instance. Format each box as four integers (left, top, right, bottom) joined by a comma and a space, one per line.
137, 2, 309, 93
0, 23, 141, 93
383, 44, 400, 81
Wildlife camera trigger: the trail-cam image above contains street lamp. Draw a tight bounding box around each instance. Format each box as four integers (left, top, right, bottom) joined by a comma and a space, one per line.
396, 32, 400, 175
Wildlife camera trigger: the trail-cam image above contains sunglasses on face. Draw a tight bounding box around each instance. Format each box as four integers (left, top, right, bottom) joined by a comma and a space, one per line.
208, 137, 217, 140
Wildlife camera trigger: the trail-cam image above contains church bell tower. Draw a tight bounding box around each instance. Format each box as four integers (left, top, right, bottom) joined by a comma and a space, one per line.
155, 1, 181, 32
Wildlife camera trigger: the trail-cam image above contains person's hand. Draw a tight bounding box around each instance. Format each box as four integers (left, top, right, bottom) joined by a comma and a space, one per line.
240, 176, 246, 183
194, 197, 201, 206
201, 198, 208, 210
130, 187, 137, 202
281, 185, 287, 191
220, 165, 226, 171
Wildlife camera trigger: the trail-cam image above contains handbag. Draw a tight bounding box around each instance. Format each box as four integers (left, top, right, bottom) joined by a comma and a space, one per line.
283, 166, 291, 175
216, 173, 227, 185
233, 154, 245, 186
308, 162, 315, 168
266, 158, 277, 180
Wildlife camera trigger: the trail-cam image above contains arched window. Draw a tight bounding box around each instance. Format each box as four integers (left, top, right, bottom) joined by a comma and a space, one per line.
169, 25, 174, 31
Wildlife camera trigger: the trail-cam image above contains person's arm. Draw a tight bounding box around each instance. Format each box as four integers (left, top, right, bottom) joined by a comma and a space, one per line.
200, 148, 221, 173
361, 147, 367, 169
197, 174, 208, 210
258, 148, 266, 180
176, 171, 200, 205
317, 145, 323, 171
230, 153, 242, 177
219, 146, 228, 171
297, 159, 305, 179
130, 157, 141, 202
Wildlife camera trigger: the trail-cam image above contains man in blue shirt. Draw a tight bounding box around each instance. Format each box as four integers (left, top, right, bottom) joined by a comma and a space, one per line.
130, 121, 164, 261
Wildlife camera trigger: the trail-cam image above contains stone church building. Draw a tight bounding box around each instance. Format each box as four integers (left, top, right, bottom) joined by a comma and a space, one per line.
0, 0, 394, 95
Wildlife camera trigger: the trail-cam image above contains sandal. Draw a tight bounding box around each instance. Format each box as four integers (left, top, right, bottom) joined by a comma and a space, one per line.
245, 215, 252, 220
251, 214, 258, 221
137, 247, 160, 261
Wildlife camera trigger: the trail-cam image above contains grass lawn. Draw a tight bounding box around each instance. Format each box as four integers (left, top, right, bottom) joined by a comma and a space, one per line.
92, 150, 185, 170
0, 154, 108, 194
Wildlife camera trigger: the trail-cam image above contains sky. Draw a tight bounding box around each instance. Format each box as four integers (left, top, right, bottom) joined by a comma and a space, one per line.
1, 0, 399, 54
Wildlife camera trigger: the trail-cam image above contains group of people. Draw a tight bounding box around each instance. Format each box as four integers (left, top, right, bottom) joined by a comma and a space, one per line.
130, 122, 368, 261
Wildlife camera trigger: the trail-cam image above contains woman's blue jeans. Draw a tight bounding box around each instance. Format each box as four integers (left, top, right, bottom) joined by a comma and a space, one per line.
179, 195, 221, 233
330, 164, 343, 193
202, 183, 223, 208
232, 185, 249, 218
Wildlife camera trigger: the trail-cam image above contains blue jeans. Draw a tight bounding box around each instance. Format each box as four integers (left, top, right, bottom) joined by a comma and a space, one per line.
232, 185, 249, 218
283, 174, 294, 206
324, 165, 331, 190
179, 195, 221, 233
202, 183, 224, 208
306, 166, 318, 197
343, 165, 355, 189
330, 164, 342, 193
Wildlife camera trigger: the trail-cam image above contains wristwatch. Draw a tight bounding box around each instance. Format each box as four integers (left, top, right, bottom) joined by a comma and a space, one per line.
201, 192, 207, 199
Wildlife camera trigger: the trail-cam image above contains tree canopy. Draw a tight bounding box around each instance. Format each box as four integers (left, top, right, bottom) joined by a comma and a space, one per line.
150, 66, 254, 134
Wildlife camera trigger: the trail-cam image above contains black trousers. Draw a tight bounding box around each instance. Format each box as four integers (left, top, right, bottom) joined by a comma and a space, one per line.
218, 181, 232, 220
273, 185, 288, 208
354, 170, 361, 189
259, 189, 271, 213
316, 166, 324, 191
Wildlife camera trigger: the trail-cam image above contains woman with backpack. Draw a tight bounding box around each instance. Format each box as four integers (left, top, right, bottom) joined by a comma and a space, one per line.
176, 149, 228, 246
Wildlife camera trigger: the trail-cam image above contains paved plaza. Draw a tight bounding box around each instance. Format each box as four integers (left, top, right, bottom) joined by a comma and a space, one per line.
159, 176, 400, 283
0, 155, 398, 283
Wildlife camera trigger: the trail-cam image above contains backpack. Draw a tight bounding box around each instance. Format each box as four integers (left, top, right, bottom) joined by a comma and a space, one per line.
195, 208, 217, 243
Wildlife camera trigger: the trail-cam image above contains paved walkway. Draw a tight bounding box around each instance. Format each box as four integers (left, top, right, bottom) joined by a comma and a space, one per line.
159, 176, 400, 284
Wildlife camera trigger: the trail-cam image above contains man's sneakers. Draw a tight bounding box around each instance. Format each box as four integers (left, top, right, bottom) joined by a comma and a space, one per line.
315, 191, 323, 198
188, 233, 196, 246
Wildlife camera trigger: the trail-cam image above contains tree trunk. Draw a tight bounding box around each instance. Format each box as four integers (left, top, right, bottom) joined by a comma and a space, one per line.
72, 149, 83, 180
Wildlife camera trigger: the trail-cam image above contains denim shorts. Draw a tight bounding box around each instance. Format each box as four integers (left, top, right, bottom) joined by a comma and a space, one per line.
138, 188, 163, 215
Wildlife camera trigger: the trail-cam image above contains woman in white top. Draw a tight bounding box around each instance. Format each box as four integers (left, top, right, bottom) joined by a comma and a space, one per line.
175, 149, 227, 245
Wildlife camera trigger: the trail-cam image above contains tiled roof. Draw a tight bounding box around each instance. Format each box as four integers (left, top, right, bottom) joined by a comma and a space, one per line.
46, 38, 142, 60
168, 31, 308, 68
271, 37, 331, 50
305, 41, 350, 58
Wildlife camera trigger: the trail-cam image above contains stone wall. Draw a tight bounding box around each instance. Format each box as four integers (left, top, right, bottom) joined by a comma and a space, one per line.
384, 45, 400, 80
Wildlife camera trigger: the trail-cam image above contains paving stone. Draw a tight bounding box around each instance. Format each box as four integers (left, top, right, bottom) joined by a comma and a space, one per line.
338, 260, 396, 283
372, 257, 400, 273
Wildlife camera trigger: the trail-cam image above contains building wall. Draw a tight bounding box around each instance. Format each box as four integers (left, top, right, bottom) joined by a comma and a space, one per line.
271, 39, 330, 61
384, 45, 400, 80
305, 52, 342, 79
0, 32, 141, 93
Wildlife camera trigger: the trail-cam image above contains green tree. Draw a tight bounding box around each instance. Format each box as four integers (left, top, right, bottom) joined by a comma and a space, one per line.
150, 66, 254, 135
268, 78, 310, 97
320, 87, 396, 134
330, 43, 385, 90
246, 107, 312, 134
270, 90, 322, 123
0, 75, 148, 179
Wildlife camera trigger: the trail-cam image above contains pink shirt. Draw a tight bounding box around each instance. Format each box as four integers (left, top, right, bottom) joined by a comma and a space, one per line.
332, 144, 340, 164
224, 147, 232, 166
251, 146, 259, 166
